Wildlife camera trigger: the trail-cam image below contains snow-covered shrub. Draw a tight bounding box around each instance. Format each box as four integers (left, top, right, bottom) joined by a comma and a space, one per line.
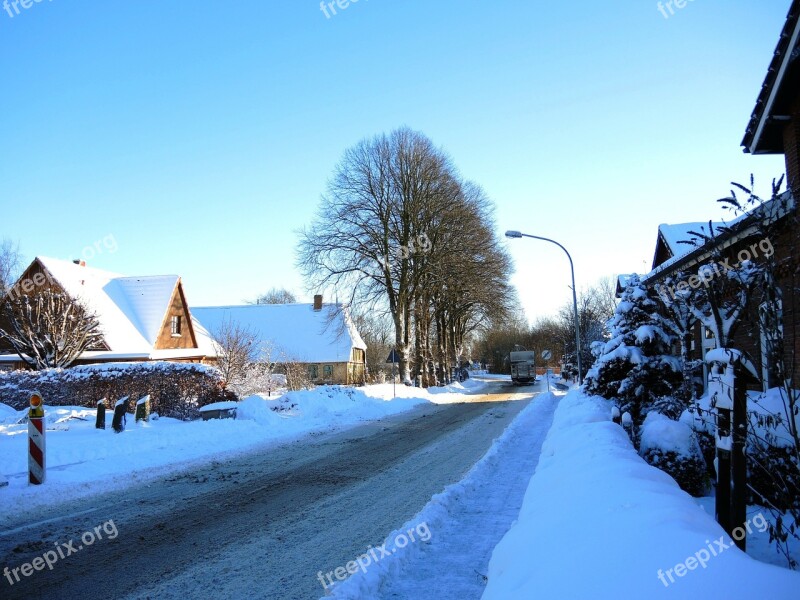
583, 275, 683, 429
0, 362, 227, 420
746, 388, 800, 512
639, 412, 707, 497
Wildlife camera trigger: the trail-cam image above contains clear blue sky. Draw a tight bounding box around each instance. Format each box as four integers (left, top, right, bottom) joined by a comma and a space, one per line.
0, 0, 790, 323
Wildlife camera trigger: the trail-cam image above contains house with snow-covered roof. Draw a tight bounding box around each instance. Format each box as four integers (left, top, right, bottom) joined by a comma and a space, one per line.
635, 0, 800, 392
192, 297, 367, 386
0, 257, 217, 369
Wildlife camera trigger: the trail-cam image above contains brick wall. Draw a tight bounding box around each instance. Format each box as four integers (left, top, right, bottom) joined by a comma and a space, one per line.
784, 94, 800, 196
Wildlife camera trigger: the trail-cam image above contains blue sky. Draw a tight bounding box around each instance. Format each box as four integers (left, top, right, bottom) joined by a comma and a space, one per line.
0, 0, 791, 322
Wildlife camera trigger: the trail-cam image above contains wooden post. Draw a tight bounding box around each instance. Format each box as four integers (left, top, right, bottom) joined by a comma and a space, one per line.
96, 399, 106, 430
732, 365, 749, 551
135, 395, 151, 423
112, 396, 129, 433
707, 350, 758, 548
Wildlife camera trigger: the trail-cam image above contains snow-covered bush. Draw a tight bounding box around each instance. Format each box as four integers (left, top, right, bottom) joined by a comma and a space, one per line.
583, 275, 682, 429
639, 412, 707, 496
746, 387, 800, 513
0, 362, 227, 420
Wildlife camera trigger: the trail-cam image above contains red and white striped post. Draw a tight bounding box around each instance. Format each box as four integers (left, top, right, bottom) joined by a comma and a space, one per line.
28, 393, 46, 485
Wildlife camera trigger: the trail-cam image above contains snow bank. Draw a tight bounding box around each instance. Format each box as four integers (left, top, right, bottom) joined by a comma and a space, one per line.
483, 390, 800, 599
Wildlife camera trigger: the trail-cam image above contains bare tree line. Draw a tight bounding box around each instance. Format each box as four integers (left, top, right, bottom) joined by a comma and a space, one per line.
477, 276, 618, 377
298, 127, 515, 385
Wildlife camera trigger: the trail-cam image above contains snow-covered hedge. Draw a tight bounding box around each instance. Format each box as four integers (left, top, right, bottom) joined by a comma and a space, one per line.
640, 411, 707, 496
0, 362, 227, 420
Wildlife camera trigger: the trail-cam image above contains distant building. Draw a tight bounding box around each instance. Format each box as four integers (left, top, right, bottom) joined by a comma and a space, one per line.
192, 298, 367, 386
0, 257, 217, 370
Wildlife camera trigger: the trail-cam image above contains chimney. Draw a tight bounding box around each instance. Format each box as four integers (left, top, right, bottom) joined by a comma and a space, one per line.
313, 294, 323, 311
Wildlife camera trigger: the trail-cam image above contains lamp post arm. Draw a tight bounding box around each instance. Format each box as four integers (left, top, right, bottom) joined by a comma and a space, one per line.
519, 233, 583, 383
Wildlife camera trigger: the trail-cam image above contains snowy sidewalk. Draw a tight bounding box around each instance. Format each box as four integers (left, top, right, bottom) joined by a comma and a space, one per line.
326, 391, 559, 599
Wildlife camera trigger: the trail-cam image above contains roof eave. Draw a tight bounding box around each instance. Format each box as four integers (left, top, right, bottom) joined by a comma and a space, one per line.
742, 1, 800, 154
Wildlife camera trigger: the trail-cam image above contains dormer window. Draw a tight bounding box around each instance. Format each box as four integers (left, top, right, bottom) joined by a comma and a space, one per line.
171, 316, 182, 337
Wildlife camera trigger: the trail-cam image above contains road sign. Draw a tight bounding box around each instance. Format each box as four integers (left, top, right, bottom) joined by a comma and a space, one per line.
541, 350, 553, 361
386, 349, 400, 364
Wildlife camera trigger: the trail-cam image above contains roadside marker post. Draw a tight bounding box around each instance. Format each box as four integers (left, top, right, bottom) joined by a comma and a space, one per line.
96, 399, 107, 429
386, 349, 400, 399
112, 397, 129, 433
28, 393, 46, 485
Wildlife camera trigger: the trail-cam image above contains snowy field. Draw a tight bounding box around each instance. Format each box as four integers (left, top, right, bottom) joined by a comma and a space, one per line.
0, 379, 488, 522
482, 390, 800, 599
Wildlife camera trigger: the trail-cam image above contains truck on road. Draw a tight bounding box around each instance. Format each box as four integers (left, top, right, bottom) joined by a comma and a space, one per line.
510, 351, 536, 385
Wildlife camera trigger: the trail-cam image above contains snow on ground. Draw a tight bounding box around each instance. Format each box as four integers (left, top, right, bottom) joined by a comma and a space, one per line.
0, 379, 488, 523
482, 390, 800, 599
324, 390, 560, 599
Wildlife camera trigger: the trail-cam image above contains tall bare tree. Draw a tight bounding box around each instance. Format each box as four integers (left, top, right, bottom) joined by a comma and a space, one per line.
299, 128, 462, 382
0, 291, 103, 369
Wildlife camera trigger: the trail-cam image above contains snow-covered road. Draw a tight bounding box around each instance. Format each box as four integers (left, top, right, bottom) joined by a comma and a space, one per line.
0, 381, 535, 600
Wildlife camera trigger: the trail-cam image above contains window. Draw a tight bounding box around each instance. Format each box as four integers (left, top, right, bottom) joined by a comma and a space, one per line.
171, 315, 182, 336
323, 364, 333, 378
308, 364, 319, 379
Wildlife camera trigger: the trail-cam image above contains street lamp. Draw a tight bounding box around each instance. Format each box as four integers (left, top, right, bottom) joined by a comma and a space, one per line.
505, 230, 582, 383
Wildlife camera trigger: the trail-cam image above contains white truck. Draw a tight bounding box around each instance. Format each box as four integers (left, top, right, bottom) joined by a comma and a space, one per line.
510, 351, 536, 385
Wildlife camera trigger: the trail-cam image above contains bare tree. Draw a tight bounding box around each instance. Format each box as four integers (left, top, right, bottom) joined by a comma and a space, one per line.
253, 288, 297, 305
0, 291, 103, 369
350, 308, 394, 382
298, 127, 462, 383
0, 239, 22, 298
210, 317, 261, 392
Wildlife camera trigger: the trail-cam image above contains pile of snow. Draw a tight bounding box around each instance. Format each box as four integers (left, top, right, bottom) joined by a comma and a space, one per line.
483, 390, 800, 598
640, 411, 702, 457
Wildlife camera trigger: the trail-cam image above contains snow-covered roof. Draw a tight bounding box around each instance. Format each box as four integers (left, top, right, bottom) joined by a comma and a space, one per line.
656, 222, 725, 258
0, 257, 215, 361
644, 191, 794, 284
192, 303, 366, 364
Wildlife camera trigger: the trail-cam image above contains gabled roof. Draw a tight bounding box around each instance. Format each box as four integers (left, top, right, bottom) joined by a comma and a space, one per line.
642, 192, 795, 285
742, 0, 800, 154
192, 303, 366, 364
1, 257, 215, 361
652, 222, 727, 271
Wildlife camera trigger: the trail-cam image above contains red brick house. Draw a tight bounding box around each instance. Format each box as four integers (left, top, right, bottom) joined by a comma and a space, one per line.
639, 0, 800, 392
